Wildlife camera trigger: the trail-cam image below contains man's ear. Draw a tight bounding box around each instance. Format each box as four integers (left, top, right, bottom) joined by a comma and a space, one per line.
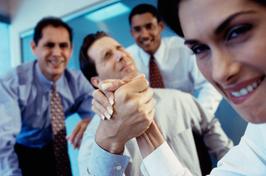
158, 21, 165, 32
91, 76, 101, 88
31, 41, 37, 54
130, 27, 135, 37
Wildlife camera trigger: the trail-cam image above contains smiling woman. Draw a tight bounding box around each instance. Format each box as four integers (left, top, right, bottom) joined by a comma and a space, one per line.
170, 0, 266, 124
153, 0, 266, 175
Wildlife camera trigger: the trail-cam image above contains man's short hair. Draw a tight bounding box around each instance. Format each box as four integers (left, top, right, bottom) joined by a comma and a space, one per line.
79, 31, 108, 86
128, 3, 162, 26
33, 16, 73, 45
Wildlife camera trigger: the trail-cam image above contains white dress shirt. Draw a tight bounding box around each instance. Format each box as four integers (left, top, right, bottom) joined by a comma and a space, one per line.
141, 123, 266, 176
79, 89, 233, 176
127, 36, 222, 115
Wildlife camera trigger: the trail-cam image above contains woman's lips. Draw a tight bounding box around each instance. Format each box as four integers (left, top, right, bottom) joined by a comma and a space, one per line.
224, 76, 265, 104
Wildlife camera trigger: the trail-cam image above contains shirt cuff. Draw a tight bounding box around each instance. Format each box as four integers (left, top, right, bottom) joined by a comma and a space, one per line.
88, 141, 130, 176
141, 142, 188, 176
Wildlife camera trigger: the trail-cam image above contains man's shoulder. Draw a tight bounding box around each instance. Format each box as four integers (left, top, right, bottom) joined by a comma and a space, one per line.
126, 43, 140, 53
63, 68, 93, 90
1, 61, 35, 83
64, 68, 84, 80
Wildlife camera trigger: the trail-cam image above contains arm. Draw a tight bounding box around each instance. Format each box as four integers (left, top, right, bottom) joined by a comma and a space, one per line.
0, 87, 22, 176
210, 124, 266, 175
137, 121, 193, 176
86, 76, 154, 175
67, 117, 91, 149
78, 115, 129, 176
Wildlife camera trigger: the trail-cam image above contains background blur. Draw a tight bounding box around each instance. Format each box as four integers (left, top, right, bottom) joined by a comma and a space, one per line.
0, 0, 247, 175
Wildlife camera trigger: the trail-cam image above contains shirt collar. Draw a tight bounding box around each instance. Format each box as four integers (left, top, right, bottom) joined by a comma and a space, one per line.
35, 62, 65, 93
139, 39, 166, 67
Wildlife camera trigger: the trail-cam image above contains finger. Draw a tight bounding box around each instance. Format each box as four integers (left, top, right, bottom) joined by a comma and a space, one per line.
104, 91, 114, 107
122, 73, 145, 82
99, 79, 126, 92
117, 75, 149, 95
91, 102, 104, 119
93, 89, 113, 112
138, 88, 154, 105
72, 130, 84, 149
68, 125, 80, 144
147, 108, 156, 126
141, 98, 156, 118
92, 99, 111, 120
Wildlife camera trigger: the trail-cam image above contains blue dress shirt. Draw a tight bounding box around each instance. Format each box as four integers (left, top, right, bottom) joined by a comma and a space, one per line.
0, 60, 94, 176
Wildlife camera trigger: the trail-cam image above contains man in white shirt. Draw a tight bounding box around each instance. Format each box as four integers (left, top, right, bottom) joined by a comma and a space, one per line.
78, 31, 233, 176
127, 3, 221, 115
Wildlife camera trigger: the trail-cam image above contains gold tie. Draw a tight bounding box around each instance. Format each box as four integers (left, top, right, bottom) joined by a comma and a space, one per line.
149, 55, 165, 88
50, 83, 72, 176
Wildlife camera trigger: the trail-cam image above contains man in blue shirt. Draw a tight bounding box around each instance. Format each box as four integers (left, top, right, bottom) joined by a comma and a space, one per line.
0, 17, 94, 176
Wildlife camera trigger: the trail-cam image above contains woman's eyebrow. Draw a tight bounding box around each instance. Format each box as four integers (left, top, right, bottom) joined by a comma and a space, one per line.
214, 10, 256, 35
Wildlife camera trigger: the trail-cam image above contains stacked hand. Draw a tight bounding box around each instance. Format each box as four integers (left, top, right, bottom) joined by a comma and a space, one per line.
92, 74, 156, 154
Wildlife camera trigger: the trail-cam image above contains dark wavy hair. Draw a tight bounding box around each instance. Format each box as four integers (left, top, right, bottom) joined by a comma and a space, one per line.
33, 16, 72, 45
157, 0, 266, 37
128, 3, 162, 26
79, 31, 108, 86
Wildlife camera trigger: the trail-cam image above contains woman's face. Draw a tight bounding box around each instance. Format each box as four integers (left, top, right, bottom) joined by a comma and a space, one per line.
179, 0, 266, 123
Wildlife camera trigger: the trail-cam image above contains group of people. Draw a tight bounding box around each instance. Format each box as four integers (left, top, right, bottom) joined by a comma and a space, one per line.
1, 1, 266, 176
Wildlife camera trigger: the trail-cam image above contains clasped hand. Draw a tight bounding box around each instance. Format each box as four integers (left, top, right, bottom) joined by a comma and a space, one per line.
92, 74, 156, 154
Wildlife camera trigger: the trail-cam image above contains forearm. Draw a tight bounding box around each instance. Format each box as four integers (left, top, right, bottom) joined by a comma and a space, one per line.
95, 129, 125, 154
136, 121, 164, 158
0, 103, 22, 176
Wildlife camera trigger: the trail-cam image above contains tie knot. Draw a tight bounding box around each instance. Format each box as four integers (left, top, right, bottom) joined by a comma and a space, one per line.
150, 55, 155, 60
51, 82, 57, 91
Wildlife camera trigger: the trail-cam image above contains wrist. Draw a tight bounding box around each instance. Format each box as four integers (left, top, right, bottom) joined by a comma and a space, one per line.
137, 121, 164, 158
96, 137, 125, 154
95, 121, 126, 154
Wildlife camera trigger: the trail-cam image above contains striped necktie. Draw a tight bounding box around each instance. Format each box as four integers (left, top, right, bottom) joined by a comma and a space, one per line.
50, 83, 72, 176
149, 55, 165, 88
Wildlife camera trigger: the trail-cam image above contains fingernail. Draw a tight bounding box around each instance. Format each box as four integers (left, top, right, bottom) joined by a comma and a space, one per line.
147, 80, 150, 86
100, 114, 105, 120
107, 106, 113, 115
104, 112, 111, 120
108, 95, 114, 105
100, 83, 113, 90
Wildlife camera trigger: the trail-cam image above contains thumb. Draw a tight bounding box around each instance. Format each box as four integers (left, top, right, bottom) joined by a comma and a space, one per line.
98, 79, 126, 92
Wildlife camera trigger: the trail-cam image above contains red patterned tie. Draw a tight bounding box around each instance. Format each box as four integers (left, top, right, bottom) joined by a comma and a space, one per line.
149, 55, 165, 88
50, 83, 72, 176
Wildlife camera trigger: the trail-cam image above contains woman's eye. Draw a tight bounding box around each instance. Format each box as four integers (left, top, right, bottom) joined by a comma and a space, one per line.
225, 24, 252, 41
190, 44, 209, 56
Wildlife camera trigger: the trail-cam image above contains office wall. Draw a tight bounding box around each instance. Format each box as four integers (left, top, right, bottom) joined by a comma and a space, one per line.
0, 22, 10, 75
8, 0, 108, 67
